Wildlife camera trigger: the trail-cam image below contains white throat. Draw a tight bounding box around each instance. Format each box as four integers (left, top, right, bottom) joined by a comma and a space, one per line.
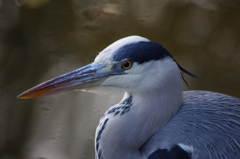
95, 59, 183, 159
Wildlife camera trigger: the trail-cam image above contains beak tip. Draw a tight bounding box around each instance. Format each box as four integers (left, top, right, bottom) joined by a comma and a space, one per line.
17, 93, 31, 99
17, 90, 42, 99
17, 94, 29, 99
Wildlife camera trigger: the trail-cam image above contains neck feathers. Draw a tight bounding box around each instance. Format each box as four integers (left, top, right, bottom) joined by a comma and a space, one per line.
95, 58, 183, 159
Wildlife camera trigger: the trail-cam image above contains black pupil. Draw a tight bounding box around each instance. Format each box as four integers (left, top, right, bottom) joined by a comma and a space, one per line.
124, 62, 130, 68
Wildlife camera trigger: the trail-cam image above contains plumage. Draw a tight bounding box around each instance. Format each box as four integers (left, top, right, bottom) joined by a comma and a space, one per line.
143, 91, 240, 159
148, 145, 191, 159
17, 36, 240, 159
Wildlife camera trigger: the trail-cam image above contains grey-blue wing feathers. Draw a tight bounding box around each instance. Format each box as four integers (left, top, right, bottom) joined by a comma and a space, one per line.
143, 91, 240, 159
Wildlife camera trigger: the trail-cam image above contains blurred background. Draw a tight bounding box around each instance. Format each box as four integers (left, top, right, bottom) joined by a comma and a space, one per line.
0, 0, 240, 158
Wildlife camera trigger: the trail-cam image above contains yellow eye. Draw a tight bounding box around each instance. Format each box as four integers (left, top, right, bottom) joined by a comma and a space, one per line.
121, 60, 133, 70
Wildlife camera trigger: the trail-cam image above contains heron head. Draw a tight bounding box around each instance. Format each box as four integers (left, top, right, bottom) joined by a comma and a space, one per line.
18, 36, 195, 99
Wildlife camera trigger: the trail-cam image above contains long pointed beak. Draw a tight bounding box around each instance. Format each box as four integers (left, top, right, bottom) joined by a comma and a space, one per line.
17, 63, 114, 99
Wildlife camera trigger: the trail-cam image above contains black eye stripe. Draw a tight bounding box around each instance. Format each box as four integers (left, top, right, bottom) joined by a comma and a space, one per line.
113, 41, 171, 64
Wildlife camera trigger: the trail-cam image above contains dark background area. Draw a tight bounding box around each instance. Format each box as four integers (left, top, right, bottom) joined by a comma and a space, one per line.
0, 0, 240, 158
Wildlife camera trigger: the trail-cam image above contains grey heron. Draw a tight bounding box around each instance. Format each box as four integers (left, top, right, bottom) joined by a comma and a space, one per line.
18, 36, 240, 159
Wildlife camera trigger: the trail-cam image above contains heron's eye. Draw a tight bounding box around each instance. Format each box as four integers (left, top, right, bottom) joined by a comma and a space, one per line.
121, 60, 132, 70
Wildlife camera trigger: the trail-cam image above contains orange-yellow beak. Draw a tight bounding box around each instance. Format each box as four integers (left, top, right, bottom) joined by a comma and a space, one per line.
17, 63, 113, 99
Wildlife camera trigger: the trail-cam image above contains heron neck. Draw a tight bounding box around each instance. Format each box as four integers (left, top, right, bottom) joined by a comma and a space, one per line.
96, 87, 183, 159
133, 88, 183, 130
